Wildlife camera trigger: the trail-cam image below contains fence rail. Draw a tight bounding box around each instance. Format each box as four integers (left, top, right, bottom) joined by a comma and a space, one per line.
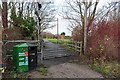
58, 40, 82, 54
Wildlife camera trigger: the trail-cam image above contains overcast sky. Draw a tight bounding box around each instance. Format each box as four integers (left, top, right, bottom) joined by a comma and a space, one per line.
45, 0, 111, 36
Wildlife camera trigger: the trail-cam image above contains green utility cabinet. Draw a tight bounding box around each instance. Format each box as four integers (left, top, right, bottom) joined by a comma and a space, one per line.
13, 43, 29, 72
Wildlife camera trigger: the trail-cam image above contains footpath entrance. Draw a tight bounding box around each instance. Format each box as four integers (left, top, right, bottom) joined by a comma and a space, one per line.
42, 39, 74, 60
28, 39, 103, 78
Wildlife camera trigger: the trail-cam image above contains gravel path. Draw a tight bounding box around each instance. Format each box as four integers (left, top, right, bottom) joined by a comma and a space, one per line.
28, 40, 103, 78
42, 40, 74, 59
48, 63, 103, 78
28, 62, 103, 78
0, 42, 2, 64
0, 42, 2, 79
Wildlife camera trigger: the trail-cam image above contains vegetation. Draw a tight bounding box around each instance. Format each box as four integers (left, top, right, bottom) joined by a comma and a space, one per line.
63, 0, 99, 54
1, 0, 119, 78
39, 67, 48, 76
2, 70, 27, 78
38, 63, 48, 76
35, 1, 56, 37
62, 1, 119, 78
90, 61, 120, 78
41, 32, 54, 38
10, 4, 36, 37
2, 1, 55, 40
87, 20, 119, 62
47, 38, 70, 44
1, 1, 55, 78
61, 32, 65, 36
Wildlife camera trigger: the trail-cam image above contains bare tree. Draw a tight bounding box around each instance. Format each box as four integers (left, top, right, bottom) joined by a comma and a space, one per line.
34, 0, 56, 38
107, 2, 120, 21
0, 5, 2, 41
2, 2, 8, 29
62, 0, 99, 54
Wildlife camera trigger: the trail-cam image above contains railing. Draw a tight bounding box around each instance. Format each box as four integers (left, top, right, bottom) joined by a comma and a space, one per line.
3, 40, 40, 54
58, 40, 82, 54
3, 40, 39, 45
2, 40, 44, 63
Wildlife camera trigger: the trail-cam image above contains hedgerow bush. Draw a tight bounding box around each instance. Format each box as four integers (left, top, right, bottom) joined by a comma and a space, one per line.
87, 20, 119, 62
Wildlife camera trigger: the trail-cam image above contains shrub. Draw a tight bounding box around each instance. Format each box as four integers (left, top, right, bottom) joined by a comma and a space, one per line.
87, 20, 119, 62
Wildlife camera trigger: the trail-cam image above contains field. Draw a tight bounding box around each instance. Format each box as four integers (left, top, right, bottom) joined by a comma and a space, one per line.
47, 38, 71, 44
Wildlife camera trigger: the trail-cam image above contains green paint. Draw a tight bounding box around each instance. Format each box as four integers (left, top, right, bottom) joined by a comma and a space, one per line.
13, 43, 28, 72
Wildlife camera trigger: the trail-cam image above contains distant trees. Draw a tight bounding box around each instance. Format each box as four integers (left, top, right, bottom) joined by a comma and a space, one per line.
41, 32, 54, 38
60, 32, 65, 39
61, 32, 65, 36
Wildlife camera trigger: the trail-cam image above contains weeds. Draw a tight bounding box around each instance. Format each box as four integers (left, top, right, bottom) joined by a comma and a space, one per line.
39, 67, 48, 76
38, 63, 48, 76
90, 60, 120, 78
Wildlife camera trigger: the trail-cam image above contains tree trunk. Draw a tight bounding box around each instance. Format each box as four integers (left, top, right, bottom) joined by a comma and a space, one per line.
2, 2, 8, 29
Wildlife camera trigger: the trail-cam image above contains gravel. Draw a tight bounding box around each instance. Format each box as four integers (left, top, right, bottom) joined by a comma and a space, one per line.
48, 63, 103, 78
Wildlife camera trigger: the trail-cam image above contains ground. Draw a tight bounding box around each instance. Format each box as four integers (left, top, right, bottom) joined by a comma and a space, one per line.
0, 42, 2, 64
48, 63, 103, 78
27, 62, 103, 78
26, 40, 103, 78
0, 42, 2, 79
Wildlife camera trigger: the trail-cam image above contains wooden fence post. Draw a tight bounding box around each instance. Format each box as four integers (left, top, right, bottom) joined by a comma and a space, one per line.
80, 41, 82, 55
63, 41, 83, 55
76, 41, 78, 53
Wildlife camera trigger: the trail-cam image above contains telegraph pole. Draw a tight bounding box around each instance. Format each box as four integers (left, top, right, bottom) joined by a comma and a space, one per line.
57, 18, 59, 44
84, 2, 88, 53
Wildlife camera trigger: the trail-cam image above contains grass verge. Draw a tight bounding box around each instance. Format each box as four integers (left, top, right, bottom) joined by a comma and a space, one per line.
90, 61, 120, 78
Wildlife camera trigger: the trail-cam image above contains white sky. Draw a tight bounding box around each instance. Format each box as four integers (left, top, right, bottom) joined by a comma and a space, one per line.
45, 0, 70, 36
46, 0, 111, 36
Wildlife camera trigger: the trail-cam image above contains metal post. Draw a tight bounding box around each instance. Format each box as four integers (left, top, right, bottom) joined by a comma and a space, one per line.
40, 41, 43, 63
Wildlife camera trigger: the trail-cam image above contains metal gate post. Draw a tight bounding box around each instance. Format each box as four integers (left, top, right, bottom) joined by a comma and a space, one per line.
40, 40, 43, 63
